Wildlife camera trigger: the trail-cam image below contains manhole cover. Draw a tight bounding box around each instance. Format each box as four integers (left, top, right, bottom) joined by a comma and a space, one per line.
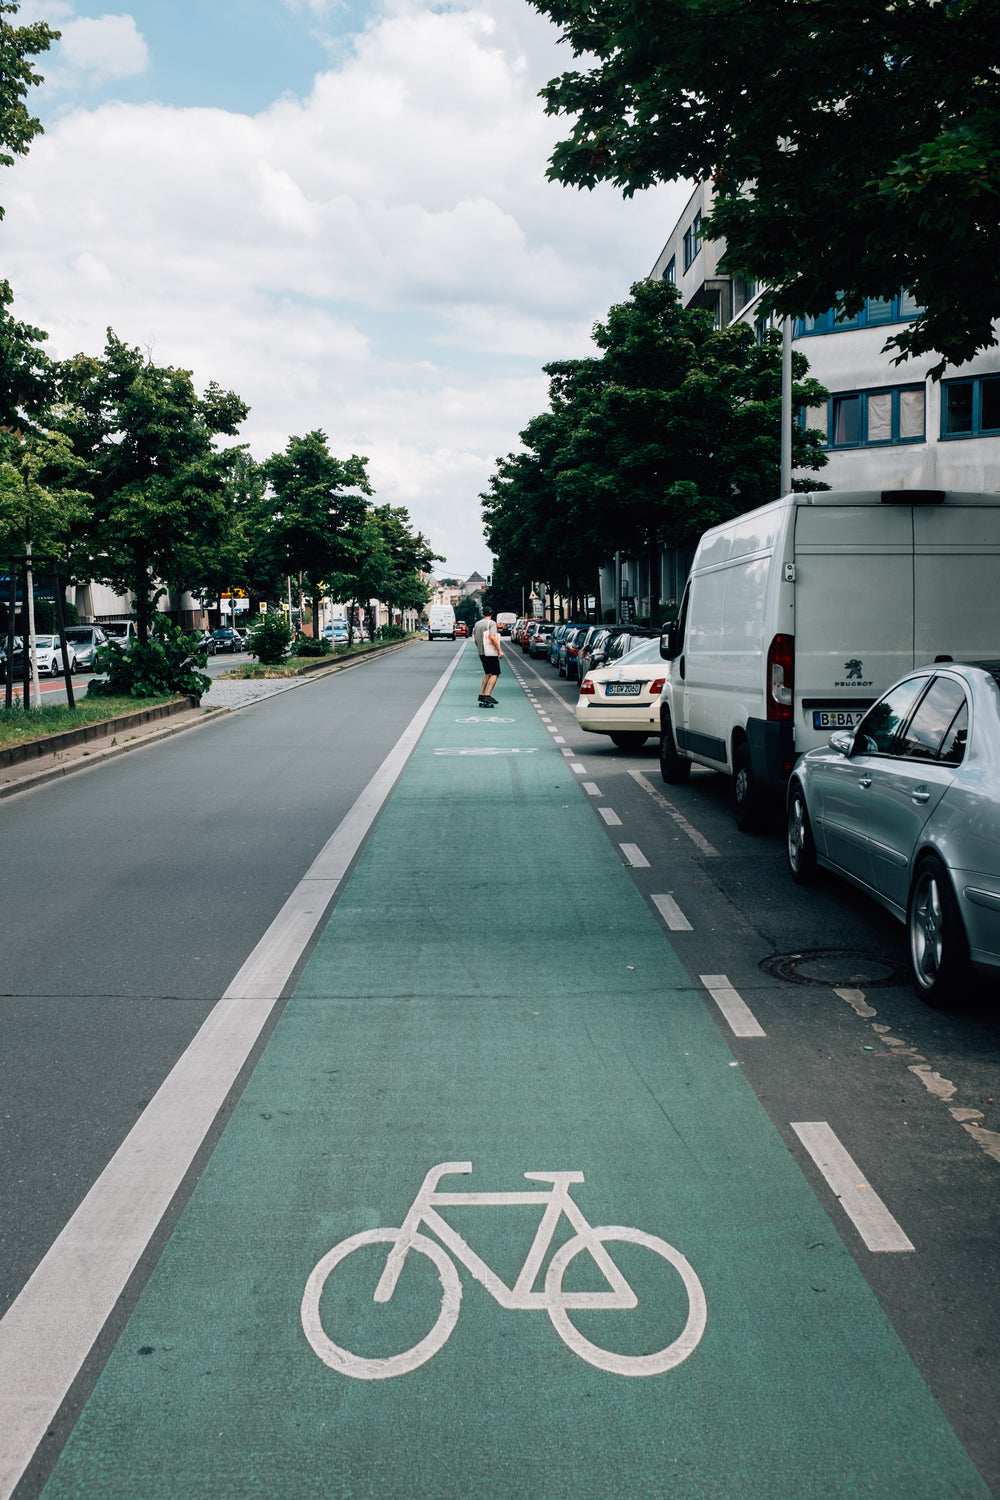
760, 949, 899, 987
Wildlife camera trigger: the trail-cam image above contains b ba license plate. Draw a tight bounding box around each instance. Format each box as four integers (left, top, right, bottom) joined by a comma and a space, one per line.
812, 708, 865, 730
605, 682, 643, 697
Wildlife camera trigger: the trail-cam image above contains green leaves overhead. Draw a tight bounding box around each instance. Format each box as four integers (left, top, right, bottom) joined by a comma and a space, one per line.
530, 0, 1000, 369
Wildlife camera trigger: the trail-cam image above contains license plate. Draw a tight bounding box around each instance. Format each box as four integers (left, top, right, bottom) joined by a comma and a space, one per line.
812, 708, 865, 730
605, 682, 642, 697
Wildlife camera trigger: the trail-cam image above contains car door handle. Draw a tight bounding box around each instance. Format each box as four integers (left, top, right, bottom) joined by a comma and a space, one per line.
857, 775, 872, 789
911, 788, 931, 804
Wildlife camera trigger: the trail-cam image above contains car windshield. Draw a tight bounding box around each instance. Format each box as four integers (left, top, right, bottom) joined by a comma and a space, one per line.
617, 638, 664, 667
35, 636, 57, 648
64, 628, 90, 640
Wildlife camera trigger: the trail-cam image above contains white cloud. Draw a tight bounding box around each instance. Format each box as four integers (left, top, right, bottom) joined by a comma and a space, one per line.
47, 14, 150, 88
1, 0, 688, 573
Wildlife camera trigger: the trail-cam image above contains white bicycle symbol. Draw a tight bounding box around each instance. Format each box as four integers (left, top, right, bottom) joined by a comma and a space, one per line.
301, 1161, 707, 1380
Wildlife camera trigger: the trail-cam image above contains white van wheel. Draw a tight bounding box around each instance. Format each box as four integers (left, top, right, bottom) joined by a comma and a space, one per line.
659, 712, 691, 784
732, 742, 765, 833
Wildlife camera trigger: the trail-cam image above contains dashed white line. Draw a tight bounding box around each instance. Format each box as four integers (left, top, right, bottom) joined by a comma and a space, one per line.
790, 1122, 915, 1253
620, 843, 650, 868
583, 783, 601, 797
560, 747, 573, 757
629, 771, 718, 857
553, 735, 566, 744
652, 893, 692, 932
598, 808, 622, 826
701, 974, 766, 1038
570, 763, 587, 774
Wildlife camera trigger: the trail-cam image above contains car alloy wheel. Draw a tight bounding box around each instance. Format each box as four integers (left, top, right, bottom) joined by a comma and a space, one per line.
907, 854, 970, 1006
786, 783, 819, 885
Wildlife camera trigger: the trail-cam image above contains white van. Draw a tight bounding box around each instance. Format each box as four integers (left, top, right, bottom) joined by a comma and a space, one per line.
657, 489, 1000, 830
427, 605, 456, 641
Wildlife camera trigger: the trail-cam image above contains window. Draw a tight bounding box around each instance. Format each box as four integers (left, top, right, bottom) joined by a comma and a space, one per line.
898, 677, 967, 763
941, 375, 1000, 439
857, 678, 926, 754
803, 385, 925, 447
682, 212, 702, 271
664, 256, 676, 284
794, 292, 923, 337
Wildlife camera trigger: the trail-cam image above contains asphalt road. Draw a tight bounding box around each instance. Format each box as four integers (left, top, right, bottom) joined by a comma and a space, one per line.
2, 638, 998, 1497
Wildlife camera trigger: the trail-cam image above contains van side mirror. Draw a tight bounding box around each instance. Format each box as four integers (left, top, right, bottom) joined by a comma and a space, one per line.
660, 625, 681, 661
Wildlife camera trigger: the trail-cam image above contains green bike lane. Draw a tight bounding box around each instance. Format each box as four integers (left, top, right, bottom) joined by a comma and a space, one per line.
40, 650, 989, 1498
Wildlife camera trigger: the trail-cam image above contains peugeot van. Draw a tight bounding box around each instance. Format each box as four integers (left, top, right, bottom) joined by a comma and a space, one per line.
427, 605, 457, 640
657, 489, 1000, 830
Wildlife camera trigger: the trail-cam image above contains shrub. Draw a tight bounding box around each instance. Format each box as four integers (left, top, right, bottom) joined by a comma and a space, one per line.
246, 614, 292, 665
88, 619, 211, 700
294, 635, 331, 657
373, 624, 406, 641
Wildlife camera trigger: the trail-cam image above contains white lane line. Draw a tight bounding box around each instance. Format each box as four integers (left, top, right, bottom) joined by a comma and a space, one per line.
0, 650, 465, 1500
620, 843, 650, 868
598, 807, 622, 826
790, 1122, 915, 1253
629, 771, 719, 857
553, 735, 566, 744
570, 763, 587, 774
652, 893, 692, 932
583, 783, 601, 796
560, 747, 574, 757
701, 974, 766, 1038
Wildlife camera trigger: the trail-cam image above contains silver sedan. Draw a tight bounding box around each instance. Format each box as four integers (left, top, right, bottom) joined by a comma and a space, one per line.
786, 660, 1000, 1004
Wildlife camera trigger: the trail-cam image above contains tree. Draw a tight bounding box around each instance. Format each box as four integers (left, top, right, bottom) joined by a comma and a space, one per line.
263, 430, 373, 635
529, 0, 1000, 370
483, 279, 827, 621
0, 1, 59, 220
368, 504, 438, 626
55, 334, 249, 643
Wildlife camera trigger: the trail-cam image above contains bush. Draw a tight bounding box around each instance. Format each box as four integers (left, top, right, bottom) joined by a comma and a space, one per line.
373, 624, 407, 641
88, 619, 211, 700
293, 635, 331, 657
246, 614, 292, 665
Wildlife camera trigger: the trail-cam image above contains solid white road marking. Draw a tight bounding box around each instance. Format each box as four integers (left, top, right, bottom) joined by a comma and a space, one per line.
598, 808, 622, 826
700, 975, 766, 1038
619, 843, 650, 868
652, 894, 692, 932
0, 650, 465, 1500
790, 1123, 915, 1253
629, 771, 718, 857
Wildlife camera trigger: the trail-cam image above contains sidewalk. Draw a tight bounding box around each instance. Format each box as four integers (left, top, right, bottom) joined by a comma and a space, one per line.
32, 648, 990, 1499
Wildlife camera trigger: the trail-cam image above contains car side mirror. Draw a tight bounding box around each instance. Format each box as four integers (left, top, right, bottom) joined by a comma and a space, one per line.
660, 625, 681, 661
829, 730, 856, 756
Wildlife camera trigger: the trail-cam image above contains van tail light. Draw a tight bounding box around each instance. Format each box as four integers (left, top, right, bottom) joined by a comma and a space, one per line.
649, 678, 665, 695
767, 633, 794, 721
579, 677, 595, 695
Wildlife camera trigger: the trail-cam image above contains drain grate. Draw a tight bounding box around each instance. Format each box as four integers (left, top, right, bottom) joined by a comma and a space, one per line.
760, 949, 900, 988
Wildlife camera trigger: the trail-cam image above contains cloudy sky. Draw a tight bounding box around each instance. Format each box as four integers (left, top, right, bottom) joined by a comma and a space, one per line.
5, 0, 689, 577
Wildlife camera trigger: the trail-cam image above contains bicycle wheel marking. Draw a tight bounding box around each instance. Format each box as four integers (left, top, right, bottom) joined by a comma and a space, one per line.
300, 1164, 707, 1380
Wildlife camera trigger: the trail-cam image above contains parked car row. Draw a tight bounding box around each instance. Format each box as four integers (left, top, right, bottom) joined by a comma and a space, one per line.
0, 628, 110, 679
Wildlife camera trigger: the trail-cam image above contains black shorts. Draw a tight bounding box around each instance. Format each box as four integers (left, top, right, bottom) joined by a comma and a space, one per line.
479, 654, 501, 675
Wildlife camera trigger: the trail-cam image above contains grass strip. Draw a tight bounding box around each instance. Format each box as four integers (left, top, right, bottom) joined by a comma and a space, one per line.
225, 636, 416, 680
0, 695, 178, 748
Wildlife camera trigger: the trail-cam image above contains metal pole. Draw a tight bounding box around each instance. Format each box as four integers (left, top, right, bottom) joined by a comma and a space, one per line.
24, 538, 40, 710
52, 566, 75, 709
780, 316, 793, 497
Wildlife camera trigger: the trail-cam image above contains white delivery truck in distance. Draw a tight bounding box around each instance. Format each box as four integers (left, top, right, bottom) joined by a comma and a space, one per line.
657, 489, 1000, 831
427, 604, 457, 640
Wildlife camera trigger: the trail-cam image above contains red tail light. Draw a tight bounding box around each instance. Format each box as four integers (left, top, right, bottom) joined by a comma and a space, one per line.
649, 678, 665, 695
767, 633, 794, 721
579, 678, 595, 695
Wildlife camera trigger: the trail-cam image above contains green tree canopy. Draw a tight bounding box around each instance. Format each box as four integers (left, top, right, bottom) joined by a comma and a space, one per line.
483, 279, 827, 619
0, 1, 58, 215
55, 333, 249, 641
263, 430, 373, 632
530, 0, 1000, 370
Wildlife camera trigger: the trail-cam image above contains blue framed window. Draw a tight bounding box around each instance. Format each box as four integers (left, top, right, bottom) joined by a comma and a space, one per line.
682, 212, 702, 271
664, 256, 676, 284
941, 375, 1000, 439
802, 384, 926, 448
795, 292, 922, 337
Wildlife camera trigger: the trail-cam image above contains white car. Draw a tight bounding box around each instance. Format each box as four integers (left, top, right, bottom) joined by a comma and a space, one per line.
575, 638, 666, 751
30, 635, 76, 676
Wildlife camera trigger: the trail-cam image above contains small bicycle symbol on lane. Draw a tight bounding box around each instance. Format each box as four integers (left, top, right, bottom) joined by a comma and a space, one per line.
301, 1162, 707, 1380
454, 716, 515, 724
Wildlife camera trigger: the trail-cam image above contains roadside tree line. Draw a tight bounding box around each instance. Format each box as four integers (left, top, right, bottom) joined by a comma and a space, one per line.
0, 4, 437, 650
481, 278, 829, 624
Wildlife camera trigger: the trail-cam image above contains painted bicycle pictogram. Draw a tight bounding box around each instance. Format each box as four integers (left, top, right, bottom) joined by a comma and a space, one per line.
301, 1161, 707, 1379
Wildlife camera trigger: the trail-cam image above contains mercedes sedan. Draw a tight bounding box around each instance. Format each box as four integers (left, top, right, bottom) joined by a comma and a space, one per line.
786, 660, 1000, 1004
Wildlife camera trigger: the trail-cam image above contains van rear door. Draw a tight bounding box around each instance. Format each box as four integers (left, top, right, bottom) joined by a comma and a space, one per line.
913, 502, 1000, 661
793, 503, 915, 754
